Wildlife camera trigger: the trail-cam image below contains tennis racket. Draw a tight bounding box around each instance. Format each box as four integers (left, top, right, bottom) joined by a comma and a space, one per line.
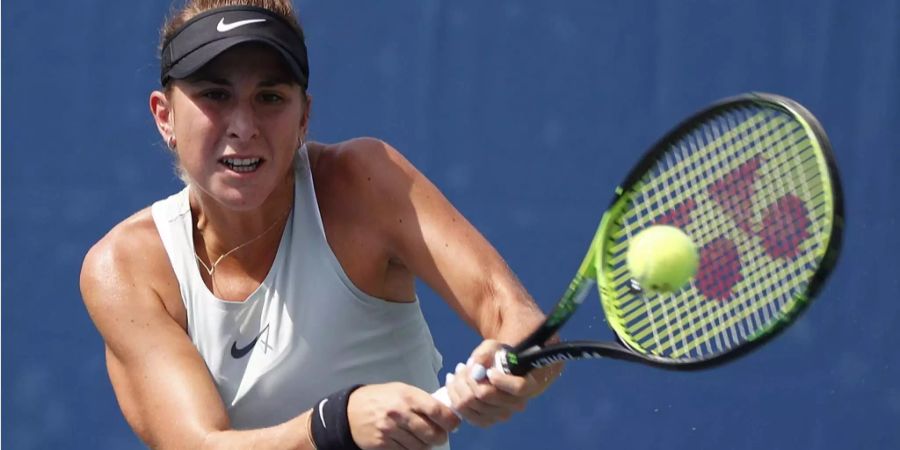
433, 92, 843, 405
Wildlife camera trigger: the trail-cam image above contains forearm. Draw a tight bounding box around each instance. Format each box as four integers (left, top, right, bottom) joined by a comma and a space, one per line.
481, 274, 564, 392
474, 269, 543, 342
199, 411, 314, 450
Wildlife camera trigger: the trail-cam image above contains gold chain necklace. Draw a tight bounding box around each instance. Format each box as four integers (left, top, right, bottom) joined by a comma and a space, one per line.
194, 207, 292, 277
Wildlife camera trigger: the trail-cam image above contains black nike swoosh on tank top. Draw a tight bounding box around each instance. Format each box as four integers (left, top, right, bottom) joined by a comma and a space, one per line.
230, 324, 270, 359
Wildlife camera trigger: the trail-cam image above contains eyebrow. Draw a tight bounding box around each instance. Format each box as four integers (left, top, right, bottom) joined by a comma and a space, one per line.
258, 76, 295, 87
186, 74, 295, 87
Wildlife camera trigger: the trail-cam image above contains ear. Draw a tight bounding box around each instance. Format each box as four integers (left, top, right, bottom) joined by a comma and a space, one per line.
299, 93, 313, 140
150, 90, 175, 144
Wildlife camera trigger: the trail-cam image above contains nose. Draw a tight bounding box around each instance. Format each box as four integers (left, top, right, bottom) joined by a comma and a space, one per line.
226, 100, 259, 142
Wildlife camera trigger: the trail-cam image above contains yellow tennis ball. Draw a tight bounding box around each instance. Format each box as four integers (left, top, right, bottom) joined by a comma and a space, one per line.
626, 225, 699, 294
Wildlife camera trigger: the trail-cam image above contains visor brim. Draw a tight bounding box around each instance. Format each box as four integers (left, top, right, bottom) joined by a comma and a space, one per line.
164, 36, 307, 87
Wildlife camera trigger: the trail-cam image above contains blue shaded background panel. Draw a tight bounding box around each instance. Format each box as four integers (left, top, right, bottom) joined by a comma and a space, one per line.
3, 0, 899, 448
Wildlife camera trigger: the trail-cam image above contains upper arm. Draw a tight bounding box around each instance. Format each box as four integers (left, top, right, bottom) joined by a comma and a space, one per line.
80, 220, 229, 448
332, 139, 545, 341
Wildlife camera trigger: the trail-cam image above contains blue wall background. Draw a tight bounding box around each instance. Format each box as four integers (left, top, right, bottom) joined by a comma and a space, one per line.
4, 1, 899, 448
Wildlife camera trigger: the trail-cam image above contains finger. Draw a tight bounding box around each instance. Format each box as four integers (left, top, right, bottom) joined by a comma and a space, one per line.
486, 367, 538, 399
383, 408, 427, 450
470, 378, 523, 409
410, 378, 462, 432
448, 364, 489, 424
447, 364, 475, 409
403, 413, 450, 446
460, 363, 493, 406
389, 429, 424, 450
469, 362, 487, 381
458, 364, 512, 422
467, 339, 503, 368
438, 373, 459, 412
457, 362, 521, 409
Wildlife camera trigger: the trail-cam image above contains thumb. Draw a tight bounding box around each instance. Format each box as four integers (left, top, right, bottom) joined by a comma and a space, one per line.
466, 339, 505, 379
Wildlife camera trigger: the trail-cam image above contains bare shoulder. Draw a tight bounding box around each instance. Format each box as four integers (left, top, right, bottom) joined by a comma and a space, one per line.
81, 208, 158, 293
307, 138, 428, 300
308, 137, 421, 235
80, 208, 185, 333
80, 209, 227, 446
310, 137, 416, 192
81, 208, 165, 294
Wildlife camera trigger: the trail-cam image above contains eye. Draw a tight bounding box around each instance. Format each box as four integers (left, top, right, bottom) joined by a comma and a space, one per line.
259, 92, 284, 104
201, 89, 230, 101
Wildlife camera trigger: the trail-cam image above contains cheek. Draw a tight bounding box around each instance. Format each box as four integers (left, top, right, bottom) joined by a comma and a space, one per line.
174, 114, 223, 157
264, 113, 304, 150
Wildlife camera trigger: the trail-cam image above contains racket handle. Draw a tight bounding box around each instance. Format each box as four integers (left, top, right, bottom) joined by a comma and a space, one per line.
430, 349, 508, 409
431, 367, 486, 410
432, 386, 453, 408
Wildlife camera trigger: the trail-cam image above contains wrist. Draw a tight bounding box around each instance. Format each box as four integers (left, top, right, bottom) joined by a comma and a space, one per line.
305, 411, 317, 449
309, 385, 365, 450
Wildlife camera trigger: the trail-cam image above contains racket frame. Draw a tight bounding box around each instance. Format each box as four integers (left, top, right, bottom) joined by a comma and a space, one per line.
501, 93, 844, 375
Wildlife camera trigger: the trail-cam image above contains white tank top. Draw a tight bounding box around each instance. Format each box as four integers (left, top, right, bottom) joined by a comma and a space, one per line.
151, 146, 447, 446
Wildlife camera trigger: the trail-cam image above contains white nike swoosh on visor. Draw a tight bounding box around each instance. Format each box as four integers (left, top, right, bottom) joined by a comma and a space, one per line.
217, 18, 266, 32
318, 398, 329, 429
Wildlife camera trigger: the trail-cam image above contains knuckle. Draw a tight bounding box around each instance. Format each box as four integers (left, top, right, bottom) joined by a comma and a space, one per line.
481, 338, 500, 348
510, 381, 529, 396
454, 391, 471, 407
367, 430, 386, 449
424, 402, 441, 418
400, 390, 421, 406
478, 342, 500, 354
431, 430, 449, 445
375, 418, 393, 434
385, 408, 403, 421
419, 427, 438, 443
474, 385, 493, 401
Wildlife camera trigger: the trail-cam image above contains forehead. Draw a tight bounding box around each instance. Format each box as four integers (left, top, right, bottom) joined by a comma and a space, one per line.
191, 43, 294, 82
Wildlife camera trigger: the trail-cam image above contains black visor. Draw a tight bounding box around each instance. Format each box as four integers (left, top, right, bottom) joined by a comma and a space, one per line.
160, 6, 309, 89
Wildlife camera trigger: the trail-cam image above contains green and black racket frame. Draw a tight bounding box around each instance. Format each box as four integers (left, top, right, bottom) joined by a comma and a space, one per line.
492, 92, 844, 376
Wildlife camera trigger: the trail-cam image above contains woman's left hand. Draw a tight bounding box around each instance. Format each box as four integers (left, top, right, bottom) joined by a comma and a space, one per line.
443, 339, 550, 427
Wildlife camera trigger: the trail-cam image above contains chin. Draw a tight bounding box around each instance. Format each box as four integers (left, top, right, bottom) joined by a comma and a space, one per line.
216, 190, 271, 211
187, 180, 268, 211
186, 162, 294, 210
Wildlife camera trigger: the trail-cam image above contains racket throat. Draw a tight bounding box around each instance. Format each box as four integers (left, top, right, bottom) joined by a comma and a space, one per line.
529, 348, 606, 369
495, 347, 512, 374
498, 345, 539, 376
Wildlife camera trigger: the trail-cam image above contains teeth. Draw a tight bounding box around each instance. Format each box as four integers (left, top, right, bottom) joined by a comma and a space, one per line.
221, 157, 261, 173
222, 157, 260, 166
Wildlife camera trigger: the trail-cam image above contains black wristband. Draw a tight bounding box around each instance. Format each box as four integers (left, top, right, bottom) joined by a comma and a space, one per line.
310, 385, 365, 450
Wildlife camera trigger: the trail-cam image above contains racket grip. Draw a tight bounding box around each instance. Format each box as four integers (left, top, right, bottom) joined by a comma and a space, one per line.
431, 367, 486, 411
432, 386, 453, 408
430, 349, 508, 409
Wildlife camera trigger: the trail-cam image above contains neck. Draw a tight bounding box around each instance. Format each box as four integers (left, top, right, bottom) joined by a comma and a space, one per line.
190, 171, 295, 259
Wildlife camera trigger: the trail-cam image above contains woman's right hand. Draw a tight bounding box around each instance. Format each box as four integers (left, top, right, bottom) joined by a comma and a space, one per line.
348, 382, 461, 450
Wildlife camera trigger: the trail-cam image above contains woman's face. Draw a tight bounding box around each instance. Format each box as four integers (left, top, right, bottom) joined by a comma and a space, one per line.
157, 43, 308, 211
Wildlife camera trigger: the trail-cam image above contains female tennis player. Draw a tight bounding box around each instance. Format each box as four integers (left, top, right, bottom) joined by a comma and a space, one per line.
80, 1, 559, 448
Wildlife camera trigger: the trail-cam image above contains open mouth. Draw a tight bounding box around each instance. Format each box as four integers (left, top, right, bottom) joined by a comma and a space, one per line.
219, 157, 263, 173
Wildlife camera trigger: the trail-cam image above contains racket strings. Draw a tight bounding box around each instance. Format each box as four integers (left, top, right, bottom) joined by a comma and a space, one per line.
603, 104, 833, 361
